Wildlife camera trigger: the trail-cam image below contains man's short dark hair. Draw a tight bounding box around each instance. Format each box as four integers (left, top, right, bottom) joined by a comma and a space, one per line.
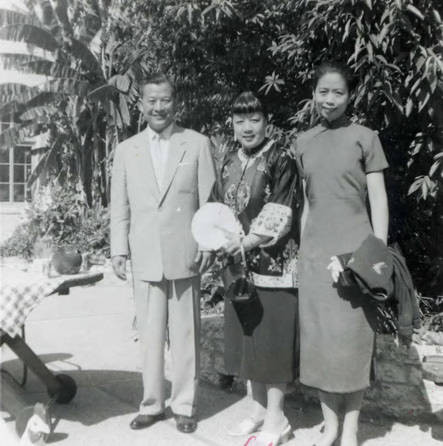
140, 72, 175, 96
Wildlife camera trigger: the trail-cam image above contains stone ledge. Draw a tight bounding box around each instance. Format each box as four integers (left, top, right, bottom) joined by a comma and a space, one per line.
200, 314, 443, 422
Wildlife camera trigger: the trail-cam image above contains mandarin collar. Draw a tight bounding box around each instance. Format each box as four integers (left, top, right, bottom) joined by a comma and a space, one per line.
320, 115, 351, 130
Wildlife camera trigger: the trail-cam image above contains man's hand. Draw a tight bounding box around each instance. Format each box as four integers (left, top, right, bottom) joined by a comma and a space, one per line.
194, 250, 214, 274
112, 255, 127, 280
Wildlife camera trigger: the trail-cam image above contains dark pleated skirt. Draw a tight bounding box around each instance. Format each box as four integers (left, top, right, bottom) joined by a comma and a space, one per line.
224, 287, 299, 383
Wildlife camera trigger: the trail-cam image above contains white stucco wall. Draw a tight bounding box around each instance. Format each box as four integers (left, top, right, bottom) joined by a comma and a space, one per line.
0, 202, 26, 243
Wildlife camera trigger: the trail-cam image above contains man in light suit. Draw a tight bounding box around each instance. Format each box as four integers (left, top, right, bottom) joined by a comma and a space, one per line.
110, 73, 215, 433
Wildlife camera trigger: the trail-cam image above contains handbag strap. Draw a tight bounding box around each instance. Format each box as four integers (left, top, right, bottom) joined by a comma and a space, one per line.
239, 242, 253, 281
240, 242, 247, 269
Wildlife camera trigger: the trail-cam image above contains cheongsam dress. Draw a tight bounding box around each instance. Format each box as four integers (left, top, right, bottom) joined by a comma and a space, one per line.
296, 116, 389, 392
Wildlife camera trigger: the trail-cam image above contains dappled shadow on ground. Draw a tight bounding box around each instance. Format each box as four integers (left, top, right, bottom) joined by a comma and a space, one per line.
286, 396, 442, 446
3, 349, 442, 445
1, 354, 145, 443
0, 352, 241, 432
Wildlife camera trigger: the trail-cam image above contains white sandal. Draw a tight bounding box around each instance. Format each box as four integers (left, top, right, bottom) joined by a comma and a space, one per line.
227, 417, 264, 436
252, 421, 292, 445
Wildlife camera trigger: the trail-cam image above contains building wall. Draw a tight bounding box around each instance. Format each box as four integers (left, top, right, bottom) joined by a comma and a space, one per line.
0, 129, 49, 246
0, 202, 26, 243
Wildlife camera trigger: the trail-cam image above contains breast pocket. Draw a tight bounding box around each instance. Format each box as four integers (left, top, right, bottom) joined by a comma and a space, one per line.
176, 162, 197, 193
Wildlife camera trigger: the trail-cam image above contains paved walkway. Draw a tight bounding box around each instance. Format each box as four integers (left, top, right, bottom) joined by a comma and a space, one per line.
1, 273, 442, 445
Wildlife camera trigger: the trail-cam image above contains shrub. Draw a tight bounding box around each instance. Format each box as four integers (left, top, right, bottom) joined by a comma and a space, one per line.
122, 0, 442, 297
0, 184, 110, 259
0, 222, 39, 260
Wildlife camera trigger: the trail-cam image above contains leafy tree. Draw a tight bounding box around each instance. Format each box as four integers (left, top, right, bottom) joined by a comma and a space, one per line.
121, 0, 442, 294
1, 0, 441, 294
0, 0, 148, 205
266, 0, 443, 294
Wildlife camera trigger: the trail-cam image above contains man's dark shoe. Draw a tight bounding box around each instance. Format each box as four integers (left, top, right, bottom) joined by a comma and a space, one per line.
174, 414, 197, 433
129, 413, 165, 430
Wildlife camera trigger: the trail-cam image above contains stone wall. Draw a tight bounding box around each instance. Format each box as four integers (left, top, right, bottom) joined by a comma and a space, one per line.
200, 314, 443, 421
364, 336, 443, 420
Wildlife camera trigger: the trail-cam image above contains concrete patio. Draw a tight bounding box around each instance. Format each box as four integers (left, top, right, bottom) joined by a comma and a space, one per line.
1, 271, 442, 445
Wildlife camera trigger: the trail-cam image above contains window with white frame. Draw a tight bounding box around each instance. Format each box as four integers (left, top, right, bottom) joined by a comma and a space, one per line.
0, 145, 32, 203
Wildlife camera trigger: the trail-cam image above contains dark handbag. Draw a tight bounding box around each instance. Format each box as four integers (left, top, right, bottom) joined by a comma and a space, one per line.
230, 277, 257, 302
224, 245, 263, 335
226, 245, 257, 303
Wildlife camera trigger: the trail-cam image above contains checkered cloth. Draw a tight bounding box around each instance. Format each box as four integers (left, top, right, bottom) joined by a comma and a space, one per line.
0, 277, 64, 337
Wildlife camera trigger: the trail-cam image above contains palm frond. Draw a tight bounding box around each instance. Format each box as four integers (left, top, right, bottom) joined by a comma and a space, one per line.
20, 104, 58, 122
72, 7, 102, 45
2, 55, 79, 78
0, 54, 75, 78
108, 73, 132, 94
27, 133, 66, 185
85, 0, 115, 31
88, 83, 118, 102
88, 0, 104, 22
0, 8, 34, 27
0, 54, 51, 73
0, 24, 59, 52
48, 61, 77, 78
0, 83, 39, 103
118, 92, 130, 127
25, 92, 57, 109
40, 77, 90, 96
49, 0, 73, 36
31, 0, 56, 27
0, 40, 55, 61
88, 28, 102, 57
0, 101, 24, 122
0, 122, 29, 146
69, 38, 103, 77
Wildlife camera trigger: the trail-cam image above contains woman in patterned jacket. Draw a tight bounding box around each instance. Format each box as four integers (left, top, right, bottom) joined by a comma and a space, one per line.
211, 91, 302, 445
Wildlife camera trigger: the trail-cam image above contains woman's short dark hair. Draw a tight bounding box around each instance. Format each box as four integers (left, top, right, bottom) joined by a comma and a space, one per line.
141, 72, 175, 96
231, 91, 267, 116
313, 61, 357, 92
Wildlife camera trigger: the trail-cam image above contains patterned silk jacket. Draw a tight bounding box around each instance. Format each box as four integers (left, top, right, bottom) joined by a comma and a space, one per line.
211, 138, 302, 288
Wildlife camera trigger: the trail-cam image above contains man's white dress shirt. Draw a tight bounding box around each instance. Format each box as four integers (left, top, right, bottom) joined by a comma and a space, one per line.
147, 124, 173, 189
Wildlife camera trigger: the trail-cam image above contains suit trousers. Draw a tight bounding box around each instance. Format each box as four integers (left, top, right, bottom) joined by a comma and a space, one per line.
133, 276, 200, 416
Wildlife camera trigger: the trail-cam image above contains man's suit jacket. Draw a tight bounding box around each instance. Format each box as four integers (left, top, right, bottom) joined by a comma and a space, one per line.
110, 124, 215, 281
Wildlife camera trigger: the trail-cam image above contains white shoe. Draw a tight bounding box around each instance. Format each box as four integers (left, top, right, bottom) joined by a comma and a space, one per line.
227, 417, 264, 436
252, 421, 292, 445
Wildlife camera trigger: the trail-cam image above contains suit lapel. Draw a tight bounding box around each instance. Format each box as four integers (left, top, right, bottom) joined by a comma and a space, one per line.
159, 125, 186, 205
134, 128, 160, 199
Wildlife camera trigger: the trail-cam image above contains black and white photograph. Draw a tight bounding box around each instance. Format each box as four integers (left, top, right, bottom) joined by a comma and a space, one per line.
0, 1, 442, 445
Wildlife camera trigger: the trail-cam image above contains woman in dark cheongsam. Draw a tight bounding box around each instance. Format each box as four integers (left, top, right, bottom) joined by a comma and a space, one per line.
211, 91, 301, 445
296, 62, 389, 446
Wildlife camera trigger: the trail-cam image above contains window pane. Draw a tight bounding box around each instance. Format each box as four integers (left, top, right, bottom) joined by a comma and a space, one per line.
14, 165, 25, 182
0, 184, 9, 201
25, 149, 31, 163
26, 164, 31, 178
14, 148, 25, 163
0, 165, 9, 182
0, 150, 9, 163
13, 184, 25, 202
